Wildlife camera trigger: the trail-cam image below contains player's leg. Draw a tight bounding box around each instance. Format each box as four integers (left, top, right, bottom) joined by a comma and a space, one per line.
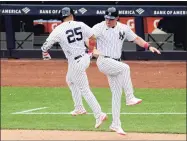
72, 54, 107, 127
66, 65, 86, 116
96, 56, 127, 134
107, 75, 122, 127
97, 56, 141, 106
76, 71, 105, 116
107, 75, 126, 135
119, 63, 142, 105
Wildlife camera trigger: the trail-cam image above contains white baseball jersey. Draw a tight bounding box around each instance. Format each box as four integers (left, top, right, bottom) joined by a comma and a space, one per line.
41, 20, 103, 120
92, 21, 137, 58
94, 21, 138, 128
41, 21, 93, 60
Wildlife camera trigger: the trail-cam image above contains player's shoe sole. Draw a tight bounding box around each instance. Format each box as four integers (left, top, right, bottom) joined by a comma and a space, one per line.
95, 113, 107, 128
126, 98, 142, 106
110, 126, 127, 135
71, 110, 87, 116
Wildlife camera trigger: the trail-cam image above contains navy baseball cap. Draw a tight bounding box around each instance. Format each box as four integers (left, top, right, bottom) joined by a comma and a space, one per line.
104, 7, 119, 20
61, 7, 74, 18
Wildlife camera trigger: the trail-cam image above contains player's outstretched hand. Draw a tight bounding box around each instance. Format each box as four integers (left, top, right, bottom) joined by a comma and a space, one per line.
42, 51, 51, 60
149, 46, 161, 54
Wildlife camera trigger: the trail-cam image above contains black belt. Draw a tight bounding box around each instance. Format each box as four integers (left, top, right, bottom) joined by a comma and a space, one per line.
104, 56, 121, 61
74, 54, 84, 60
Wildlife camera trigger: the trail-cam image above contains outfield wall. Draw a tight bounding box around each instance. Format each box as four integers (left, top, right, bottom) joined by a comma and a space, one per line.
0, 4, 186, 60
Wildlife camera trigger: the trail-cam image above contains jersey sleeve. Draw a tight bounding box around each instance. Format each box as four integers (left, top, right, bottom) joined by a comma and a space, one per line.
125, 25, 138, 41
92, 24, 102, 38
41, 28, 60, 52
81, 22, 94, 39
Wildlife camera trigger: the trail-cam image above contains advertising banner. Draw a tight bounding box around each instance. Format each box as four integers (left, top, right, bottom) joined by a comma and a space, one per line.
119, 17, 163, 33
1, 4, 187, 16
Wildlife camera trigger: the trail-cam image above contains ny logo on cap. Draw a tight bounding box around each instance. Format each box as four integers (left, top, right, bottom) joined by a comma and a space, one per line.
62, 8, 70, 16
62, 11, 69, 16
108, 12, 111, 16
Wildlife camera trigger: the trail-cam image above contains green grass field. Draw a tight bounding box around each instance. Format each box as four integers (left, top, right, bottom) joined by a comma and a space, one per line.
1, 87, 186, 134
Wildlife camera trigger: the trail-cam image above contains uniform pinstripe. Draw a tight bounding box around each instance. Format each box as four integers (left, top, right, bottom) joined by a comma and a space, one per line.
41, 21, 102, 119
93, 21, 137, 127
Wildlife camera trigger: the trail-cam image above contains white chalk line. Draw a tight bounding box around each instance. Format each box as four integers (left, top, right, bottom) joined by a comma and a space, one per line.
11, 107, 186, 115
12, 112, 186, 115
12, 107, 48, 114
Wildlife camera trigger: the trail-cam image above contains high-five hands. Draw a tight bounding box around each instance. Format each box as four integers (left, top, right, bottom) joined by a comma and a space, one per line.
92, 48, 101, 58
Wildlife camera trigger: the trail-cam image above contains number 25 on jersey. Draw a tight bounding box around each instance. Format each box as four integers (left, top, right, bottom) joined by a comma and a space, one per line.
66, 27, 83, 43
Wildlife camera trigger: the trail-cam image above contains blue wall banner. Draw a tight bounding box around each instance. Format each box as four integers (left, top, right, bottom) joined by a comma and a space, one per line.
0, 4, 187, 16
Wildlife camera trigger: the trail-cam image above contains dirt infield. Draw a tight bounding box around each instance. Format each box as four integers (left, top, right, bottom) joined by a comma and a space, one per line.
2, 130, 186, 140
1, 59, 186, 140
1, 60, 186, 88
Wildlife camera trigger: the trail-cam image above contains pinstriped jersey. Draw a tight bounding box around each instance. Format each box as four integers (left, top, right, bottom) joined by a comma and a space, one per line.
41, 21, 93, 59
92, 21, 137, 58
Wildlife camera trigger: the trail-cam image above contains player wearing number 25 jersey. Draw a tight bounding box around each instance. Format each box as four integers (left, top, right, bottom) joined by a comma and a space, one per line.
41, 7, 107, 128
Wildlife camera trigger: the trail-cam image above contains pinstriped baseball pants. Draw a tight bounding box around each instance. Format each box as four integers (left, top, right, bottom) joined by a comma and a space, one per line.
66, 54, 102, 119
96, 56, 135, 127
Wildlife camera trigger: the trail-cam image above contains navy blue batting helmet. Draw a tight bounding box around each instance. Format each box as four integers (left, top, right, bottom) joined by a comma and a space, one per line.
104, 7, 119, 20
61, 7, 75, 18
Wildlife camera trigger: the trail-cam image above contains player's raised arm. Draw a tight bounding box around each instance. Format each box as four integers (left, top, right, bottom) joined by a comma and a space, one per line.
133, 36, 161, 54
41, 29, 60, 60
125, 26, 161, 54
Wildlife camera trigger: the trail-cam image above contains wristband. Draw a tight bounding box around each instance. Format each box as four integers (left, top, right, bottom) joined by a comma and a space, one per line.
144, 42, 151, 49
43, 52, 49, 56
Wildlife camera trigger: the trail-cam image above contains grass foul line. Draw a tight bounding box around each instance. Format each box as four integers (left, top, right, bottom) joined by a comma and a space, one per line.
12, 107, 48, 114
12, 112, 186, 115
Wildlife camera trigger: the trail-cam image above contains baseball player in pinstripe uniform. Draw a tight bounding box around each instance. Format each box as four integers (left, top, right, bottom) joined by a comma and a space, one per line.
92, 7, 161, 135
41, 7, 107, 128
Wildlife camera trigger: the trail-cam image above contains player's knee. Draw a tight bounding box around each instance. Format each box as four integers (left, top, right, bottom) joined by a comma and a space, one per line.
66, 77, 73, 86
65, 77, 69, 83
66, 80, 72, 86
123, 64, 130, 72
